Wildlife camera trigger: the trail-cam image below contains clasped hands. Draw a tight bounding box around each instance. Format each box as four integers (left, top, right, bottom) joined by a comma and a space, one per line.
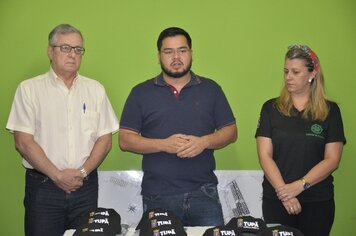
53, 169, 85, 194
164, 134, 207, 158
276, 181, 304, 215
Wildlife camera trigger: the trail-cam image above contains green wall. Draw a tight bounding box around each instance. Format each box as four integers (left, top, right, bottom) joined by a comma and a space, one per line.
0, 0, 355, 234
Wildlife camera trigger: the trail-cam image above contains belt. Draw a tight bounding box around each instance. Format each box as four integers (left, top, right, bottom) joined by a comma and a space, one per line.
26, 168, 97, 180
26, 168, 47, 177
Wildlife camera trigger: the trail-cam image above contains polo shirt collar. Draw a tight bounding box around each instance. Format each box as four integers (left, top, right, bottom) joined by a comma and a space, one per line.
154, 71, 202, 87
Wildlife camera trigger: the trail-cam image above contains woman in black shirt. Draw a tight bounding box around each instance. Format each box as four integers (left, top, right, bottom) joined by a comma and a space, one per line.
255, 45, 346, 236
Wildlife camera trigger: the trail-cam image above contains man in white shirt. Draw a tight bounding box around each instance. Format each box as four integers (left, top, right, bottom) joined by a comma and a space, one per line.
6, 24, 119, 236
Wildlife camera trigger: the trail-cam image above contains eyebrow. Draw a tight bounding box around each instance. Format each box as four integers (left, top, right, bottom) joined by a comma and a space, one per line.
162, 46, 189, 50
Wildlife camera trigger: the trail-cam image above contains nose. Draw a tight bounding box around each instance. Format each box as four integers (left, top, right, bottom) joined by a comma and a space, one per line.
67, 48, 76, 57
172, 50, 180, 58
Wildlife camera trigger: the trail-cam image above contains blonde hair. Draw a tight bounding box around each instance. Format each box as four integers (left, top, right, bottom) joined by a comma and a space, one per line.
276, 46, 329, 121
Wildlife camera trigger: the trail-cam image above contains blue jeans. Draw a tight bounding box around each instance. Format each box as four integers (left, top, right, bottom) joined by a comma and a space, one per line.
143, 183, 224, 226
24, 169, 98, 236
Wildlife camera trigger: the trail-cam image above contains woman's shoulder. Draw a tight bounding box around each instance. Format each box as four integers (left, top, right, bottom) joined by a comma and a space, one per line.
326, 100, 341, 110
326, 100, 338, 106
326, 100, 342, 115
262, 97, 278, 108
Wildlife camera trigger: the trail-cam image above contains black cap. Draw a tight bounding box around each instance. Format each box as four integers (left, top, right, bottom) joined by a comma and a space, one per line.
226, 216, 267, 234
75, 207, 121, 236
203, 225, 239, 236
73, 223, 116, 236
258, 225, 304, 236
136, 208, 186, 236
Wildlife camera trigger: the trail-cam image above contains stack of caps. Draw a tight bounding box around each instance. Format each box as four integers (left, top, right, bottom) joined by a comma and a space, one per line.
258, 225, 304, 236
225, 216, 267, 235
74, 207, 121, 236
136, 208, 187, 236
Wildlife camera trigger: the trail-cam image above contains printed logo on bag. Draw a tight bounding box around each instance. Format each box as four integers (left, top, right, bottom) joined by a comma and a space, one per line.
213, 228, 220, 236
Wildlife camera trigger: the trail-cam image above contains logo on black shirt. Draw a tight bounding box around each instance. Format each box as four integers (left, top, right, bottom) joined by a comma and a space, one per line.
306, 124, 324, 139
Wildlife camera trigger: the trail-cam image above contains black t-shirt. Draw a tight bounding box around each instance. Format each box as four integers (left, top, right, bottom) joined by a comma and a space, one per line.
255, 98, 346, 202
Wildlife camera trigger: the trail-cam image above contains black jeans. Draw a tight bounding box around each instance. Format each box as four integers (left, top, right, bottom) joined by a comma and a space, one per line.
24, 169, 98, 236
262, 197, 335, 236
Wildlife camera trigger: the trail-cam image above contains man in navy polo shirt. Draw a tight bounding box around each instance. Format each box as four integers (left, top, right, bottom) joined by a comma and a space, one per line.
119, 27, 237, 226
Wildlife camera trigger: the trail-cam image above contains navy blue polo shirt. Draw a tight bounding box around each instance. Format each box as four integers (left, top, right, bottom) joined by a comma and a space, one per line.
120, 72, 236, 195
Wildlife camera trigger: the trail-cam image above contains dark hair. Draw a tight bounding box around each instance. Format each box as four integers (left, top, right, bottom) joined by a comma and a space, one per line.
157, 27, 192, 51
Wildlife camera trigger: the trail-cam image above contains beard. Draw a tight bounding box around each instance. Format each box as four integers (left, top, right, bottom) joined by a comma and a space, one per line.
160, 60, 192, 78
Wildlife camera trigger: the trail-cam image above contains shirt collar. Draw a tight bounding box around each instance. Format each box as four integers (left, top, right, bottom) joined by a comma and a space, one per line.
153, 71, 202, 87
49, 67, 80, 88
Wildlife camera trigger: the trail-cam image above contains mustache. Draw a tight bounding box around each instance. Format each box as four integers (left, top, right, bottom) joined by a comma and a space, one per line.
170, 60, 183, 66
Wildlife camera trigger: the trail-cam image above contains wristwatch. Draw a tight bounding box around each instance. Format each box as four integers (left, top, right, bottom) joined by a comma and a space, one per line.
79, 166, 88, 178
301, 178, 311, 190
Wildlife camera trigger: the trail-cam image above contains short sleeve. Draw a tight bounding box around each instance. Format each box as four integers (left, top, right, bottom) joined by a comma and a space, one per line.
96, 90, 120, 137
6, 82, 36, 134
255, 100, 273, 138
119, 87, 142, 133
213, 85, 236, 129
325, 102, 346, 144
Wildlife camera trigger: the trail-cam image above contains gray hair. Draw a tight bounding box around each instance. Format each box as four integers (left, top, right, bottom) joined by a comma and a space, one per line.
48, 24, 83, 46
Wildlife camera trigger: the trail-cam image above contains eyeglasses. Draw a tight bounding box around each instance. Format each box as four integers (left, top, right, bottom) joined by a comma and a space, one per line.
160, 47, 191, 56
52, 44, 85, 55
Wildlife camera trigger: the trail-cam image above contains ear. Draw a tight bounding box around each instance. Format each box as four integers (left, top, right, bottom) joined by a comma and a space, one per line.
157, 52, 161, 64
47, 46, 53, 61
309, 70, 317, 81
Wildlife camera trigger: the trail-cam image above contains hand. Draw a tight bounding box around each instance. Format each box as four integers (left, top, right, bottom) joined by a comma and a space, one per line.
177, 135, 207, 158
276, 180, 303, 202
53, 169, 84, 193
282, 197, 302, 215
162, 134, 189, 154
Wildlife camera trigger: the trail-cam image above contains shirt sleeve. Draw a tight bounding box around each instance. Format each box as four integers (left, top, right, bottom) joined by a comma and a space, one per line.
6, 82, 36, 135
96, 89, 120, 137
255, 100, 272, 138
214, 85, 236, 129
119, 87, 142, 133
325, 102, 347, 144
